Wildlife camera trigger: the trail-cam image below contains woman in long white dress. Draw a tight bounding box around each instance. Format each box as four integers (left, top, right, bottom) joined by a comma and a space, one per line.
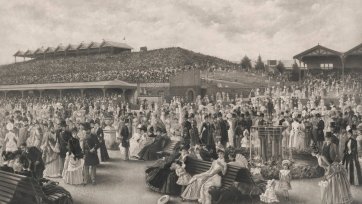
42, 125, 61, 178
129, 125, 142, 158
312, 148, 352, 204
181, 149, 227, 204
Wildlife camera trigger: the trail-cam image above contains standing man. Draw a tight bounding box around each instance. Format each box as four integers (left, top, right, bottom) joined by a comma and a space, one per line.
218, 112, 229, 147
182, 113, 192, 147
56, 120, 72, 176
118, 119, 130, 160
17, 118, 29, 148
83, 122, 100, 185
316, 113, 325, 150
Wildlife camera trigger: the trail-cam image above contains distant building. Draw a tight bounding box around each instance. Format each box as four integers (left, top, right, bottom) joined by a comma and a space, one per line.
13, 40, 133, 62
293, 43, 362, 71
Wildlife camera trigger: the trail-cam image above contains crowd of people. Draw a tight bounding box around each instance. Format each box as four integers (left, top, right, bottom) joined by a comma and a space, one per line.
0, 47, 239, 85
0, 71, 361, 203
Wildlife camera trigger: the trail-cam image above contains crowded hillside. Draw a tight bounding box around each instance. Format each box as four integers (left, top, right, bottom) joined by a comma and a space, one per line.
0, 47, 239, 85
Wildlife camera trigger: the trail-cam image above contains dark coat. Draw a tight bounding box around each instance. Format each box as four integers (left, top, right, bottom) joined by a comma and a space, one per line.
120, 125, 130, 148
56, 129, 72, 158
342, 138, 362, 185
219, 119, 229, 145
317, 119, 325, 141
83, 133, 100, 166
95, 127, 109, 161
201, 122, 215, 146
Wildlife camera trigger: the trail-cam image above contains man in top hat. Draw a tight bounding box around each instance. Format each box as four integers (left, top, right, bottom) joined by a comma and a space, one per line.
321, 132, 338, 164
182, 112, 192, 147
118, 118, 130, 160
56, 120, 72, 176
83, 122, 100, 185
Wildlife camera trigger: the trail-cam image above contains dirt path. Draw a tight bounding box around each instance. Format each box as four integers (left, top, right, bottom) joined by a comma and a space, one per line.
53, 150, 362, 204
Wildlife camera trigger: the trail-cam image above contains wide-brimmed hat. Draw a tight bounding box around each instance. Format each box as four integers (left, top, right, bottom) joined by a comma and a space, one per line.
6, 123, 14, 131
282, 160, 291, 167
157, 195, 170, 204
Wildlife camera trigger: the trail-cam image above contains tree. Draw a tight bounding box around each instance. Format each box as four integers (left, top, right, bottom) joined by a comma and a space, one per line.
290, 62, 300, 81
240, 55, 252, 70
254, 55, 265, 71
276, 60, 285, 74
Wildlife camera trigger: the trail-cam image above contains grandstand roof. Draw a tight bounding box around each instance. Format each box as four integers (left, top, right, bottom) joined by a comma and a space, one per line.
101, 40, 133, 50
34, 47, 46, 55
55, 45, 66, 52
293, 44, 342, 60
89, 42, 102, 49
66, 44, 78, 51
0, 80, 137, 91
345, 43, 362, 56
44, 47, 56, 53
13, 50, 25, 57
24, 50, 35, 58
78, 42, 92, 50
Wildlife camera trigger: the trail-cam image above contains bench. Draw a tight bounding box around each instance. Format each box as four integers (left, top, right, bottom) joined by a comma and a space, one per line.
0, 170, 72, 204
184, 157, 262, 204
157, 139, 181, 158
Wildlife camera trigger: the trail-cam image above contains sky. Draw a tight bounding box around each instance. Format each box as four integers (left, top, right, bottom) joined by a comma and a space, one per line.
0, 0, 361, 65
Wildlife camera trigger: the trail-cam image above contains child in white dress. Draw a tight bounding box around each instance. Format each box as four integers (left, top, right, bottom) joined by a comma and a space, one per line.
171, 161, 191, 192
260, 179, 279, 203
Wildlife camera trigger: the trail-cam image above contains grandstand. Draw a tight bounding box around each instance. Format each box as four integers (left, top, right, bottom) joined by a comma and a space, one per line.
1, 46, 239, 85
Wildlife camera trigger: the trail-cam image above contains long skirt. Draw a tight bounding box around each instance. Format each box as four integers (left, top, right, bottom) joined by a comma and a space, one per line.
320, 163, 353, 204
181, 174, 209, 201
199, 174, 222, 204
62, 154, 84, 185
44, 152, 61, 178
146, 165, 181, 195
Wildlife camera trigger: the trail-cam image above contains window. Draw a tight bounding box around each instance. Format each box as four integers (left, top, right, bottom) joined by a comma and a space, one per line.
320, 63, 333, 70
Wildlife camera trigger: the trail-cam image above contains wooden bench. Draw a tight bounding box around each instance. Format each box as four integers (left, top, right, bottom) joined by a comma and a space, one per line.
184, 156, 260, 204
157, 139, 181, 158
0, 170, 72, 204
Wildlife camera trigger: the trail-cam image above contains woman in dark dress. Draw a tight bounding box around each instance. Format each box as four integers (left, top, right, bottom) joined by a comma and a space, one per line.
145, 146, 182, 196
341, 128, 362, 185
138, 127, 167, 161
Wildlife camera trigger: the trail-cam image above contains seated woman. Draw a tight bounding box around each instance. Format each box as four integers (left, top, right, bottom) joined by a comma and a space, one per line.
129, 125, 148, 158
138, 127, 167, 161
181, 149, 227, 204
145, 145, 182, 196
0, 151, 15, 173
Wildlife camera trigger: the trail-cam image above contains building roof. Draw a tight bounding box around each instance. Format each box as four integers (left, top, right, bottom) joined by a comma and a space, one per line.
66, 44, 78, 51
293, 44, 342, 60
0, 79, 137, 91
89, 42, 102, 49
44, 47, 56, 53
34, 47, 46, 55
101, 40, 133, 50
24, 50, 35, 58
13, 50, 25, 57
78, 42, 92, 50
55, 45, 66, 52
344, 43, 362, 56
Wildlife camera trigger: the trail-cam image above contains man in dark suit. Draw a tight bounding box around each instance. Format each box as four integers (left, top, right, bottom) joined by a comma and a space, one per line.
56, 120, 72, 176
182, 113, 192, 147
83, 122, 100, 185
316, 113, 325, 150
119, 119, 130, 160
218, 112, 229, 147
